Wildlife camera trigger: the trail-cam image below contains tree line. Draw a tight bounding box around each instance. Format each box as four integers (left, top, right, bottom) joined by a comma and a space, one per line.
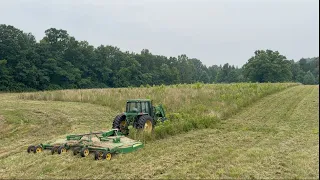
0, 24, 318, 92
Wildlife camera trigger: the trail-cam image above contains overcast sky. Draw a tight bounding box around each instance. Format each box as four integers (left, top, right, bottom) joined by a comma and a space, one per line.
0, 0, 319, 66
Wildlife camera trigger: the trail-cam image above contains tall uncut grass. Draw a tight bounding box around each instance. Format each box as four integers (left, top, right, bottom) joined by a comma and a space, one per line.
19, 83, 299, 140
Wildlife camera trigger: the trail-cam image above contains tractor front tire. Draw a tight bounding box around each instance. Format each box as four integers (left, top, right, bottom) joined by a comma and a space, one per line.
112, 114, 128, 135
137, 115, 154, 133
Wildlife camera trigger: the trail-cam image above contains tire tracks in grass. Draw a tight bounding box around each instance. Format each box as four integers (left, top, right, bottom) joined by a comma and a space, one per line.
218, 85, 307, 133
152, 85, 318, 179
131, 86, 309, 179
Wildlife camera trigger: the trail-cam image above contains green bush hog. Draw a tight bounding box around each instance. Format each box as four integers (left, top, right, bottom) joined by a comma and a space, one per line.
112, 99, 166, 134
26, 99, 166, 160
27, 129, 144, 161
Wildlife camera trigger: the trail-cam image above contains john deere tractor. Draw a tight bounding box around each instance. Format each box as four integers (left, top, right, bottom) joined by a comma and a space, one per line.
112, 99, 166, 134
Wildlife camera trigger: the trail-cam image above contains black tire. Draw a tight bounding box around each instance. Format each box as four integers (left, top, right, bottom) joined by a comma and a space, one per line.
73, 147, 80, 155
57, 146, 67, 154
51, 146, 58, 155
112, 114, 128, 134
27, 145, 35, 153
137, 115, 154, 133
80, 147, 90, 157
94, 151, 104, 160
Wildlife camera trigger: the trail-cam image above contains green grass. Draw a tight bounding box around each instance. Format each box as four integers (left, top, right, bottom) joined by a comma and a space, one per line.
0, 83, 318, 179
18, 83, 298, 139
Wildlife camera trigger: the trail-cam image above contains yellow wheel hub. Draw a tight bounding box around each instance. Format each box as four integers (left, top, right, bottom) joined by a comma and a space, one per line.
36, 147, 42, 153
120, 121, 127, 129
120, 121, 126, 126
84, 149, 89, 156
106, 153, 112, 160
144, 120, 153, 133
61, 148, 67, 153
120, 120, 128, 134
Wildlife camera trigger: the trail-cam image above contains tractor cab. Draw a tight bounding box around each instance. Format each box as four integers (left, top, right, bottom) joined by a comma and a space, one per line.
125, 99, 153, 116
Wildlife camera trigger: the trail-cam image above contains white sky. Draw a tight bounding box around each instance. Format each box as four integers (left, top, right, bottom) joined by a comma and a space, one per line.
0, 0, 319, 66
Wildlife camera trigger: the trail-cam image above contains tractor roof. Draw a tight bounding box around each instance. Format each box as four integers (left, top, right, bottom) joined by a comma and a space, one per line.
127, 99, 151, 102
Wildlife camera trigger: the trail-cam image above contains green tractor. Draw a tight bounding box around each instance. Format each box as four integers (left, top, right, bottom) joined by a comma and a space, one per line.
112, 99, 166, 134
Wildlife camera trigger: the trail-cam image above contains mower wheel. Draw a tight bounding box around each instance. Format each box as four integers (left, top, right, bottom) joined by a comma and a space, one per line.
137, 115, 154, 133
80, 147, 90, 157
94, 151, 104, 160
103, 151, 112, 161
57, 146, 67, 154
27, 145, 35, 153
34, 145, 43, 153
51, 146, 59, 155
73, 147, 81, 155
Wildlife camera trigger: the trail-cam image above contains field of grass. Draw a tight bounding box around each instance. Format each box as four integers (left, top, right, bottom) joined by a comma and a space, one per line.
0, 83, 318, 179
18, 83, 297, 139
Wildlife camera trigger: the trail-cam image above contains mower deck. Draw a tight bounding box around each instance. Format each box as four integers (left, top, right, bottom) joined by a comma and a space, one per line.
27, 129, 144, 160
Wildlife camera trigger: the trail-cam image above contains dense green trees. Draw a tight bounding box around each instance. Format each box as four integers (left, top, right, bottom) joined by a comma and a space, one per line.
243, 50, 318, 84
0, 24, 318, 91
303, 71, 316, 85
243, 50, 293, 82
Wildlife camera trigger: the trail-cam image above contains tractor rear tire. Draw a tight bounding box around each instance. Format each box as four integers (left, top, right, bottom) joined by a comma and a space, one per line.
112, 114, 128, 135
137, 115, 154, 133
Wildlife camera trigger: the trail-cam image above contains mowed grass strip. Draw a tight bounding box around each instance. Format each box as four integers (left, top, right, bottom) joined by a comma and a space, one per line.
150, 85, 319, 179
18, 83, 298, 139
0, 85, 317, 179
0, 94, 116, 159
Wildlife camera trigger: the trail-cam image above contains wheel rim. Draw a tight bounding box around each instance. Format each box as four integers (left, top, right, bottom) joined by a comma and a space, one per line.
106, 153, 112, 160
144, 120, 152, 133
84, 149, 89, 156
120, 121, 126, 130
120, 121, 126, 127
61, 148, 67, 153
36, 147, 42, 153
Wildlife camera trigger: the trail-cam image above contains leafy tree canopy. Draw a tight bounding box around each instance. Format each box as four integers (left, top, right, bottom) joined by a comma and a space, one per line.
0, 24, 318, 92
